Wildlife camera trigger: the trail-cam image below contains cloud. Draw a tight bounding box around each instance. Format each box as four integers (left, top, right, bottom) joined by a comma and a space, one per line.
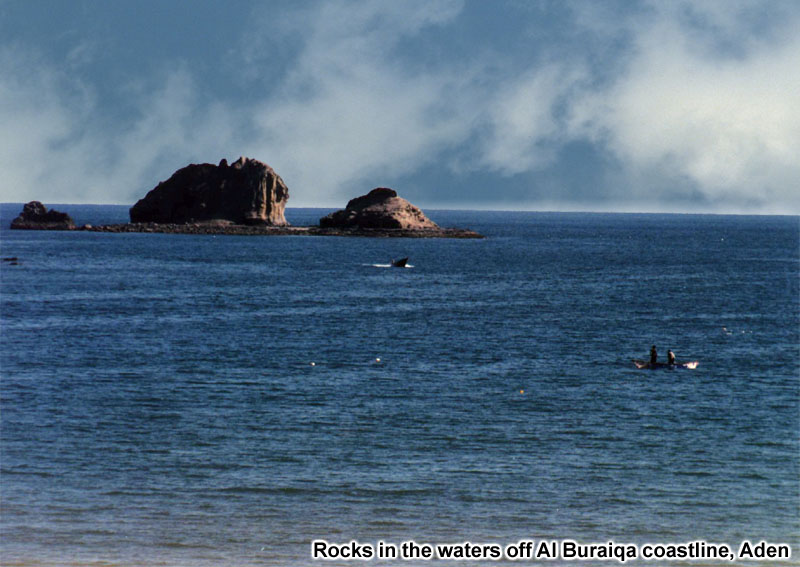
0, 46, 238, 204
0, 46, 96, 202
3, 1, 475, 207
243, 0, 473, 206
1, 0, 798, 213
436, 0, 800, 213
478, 64, 589, 175
568, 1, 800, 212
109, 68, 241, 199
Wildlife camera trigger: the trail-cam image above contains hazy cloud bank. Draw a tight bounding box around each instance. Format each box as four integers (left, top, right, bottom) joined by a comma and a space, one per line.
1, 0, 798, 213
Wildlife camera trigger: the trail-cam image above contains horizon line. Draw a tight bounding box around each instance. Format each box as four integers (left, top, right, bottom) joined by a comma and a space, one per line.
1, 201, 798, 218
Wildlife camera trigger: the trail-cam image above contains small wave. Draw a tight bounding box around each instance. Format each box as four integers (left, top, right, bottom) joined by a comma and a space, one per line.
368, 519, 407, 528
217, 486, 324, 495
161, 541, 216, 550
738, 471, 768, 480
0, 468, 55, 478
342, 486, 443, 498
674, 469, 715, 477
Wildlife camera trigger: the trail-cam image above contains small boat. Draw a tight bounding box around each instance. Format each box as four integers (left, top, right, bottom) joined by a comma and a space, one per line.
633, 359, 699, 370
391, 257, 408, 268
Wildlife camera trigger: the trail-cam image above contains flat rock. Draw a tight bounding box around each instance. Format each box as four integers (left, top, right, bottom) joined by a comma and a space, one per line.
10, 201, 76, 230
78, 223, 483, 238
129, 157, 289, 225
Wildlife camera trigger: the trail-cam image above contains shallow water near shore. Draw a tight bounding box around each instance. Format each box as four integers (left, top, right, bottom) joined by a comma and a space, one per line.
1, 205, 798, 566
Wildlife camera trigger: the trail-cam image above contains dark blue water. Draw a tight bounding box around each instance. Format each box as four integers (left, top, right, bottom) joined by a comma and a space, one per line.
1, 205, 798, 566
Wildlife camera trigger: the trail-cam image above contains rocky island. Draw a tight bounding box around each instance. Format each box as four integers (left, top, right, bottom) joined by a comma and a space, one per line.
130, 157, 289, 226
321, 188, 439, 230
10, 157, 482, 238
10, 201, 76, 230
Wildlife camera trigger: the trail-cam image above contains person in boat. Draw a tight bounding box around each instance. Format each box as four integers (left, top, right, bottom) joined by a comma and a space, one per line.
650, 345, 658, 365
667, 349, 676, 365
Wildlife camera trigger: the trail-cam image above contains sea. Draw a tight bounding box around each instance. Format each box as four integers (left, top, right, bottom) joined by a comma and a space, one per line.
1, 204, 798, 567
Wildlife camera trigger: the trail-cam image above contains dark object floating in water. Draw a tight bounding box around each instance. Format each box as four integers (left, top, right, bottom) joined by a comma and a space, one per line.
633, 359, 699, 370
2, 257, 19, 262
391, 257, 409, 267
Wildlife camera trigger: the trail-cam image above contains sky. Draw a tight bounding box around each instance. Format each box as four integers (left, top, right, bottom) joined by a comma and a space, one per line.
1, 0, 798, 214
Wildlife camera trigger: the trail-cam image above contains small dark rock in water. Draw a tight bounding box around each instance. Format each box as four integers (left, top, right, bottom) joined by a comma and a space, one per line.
10, 202, 75, 230
130, 156, 289, 226
320, 188, 440, 230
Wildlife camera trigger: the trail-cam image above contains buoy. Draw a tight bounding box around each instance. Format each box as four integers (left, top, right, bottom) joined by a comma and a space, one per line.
520, 389, 524, 394
310, 362, 315, 366
375, 358, 381, 363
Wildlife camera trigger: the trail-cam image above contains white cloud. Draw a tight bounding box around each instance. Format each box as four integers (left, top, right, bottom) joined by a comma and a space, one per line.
463, 0, 800, 213
479, 64, 588, 175
0, 46, 95, 202
243, 0, 472, 206
0, 1, 472, 207
0, 48, 238, 204
568, 1, 800, 212
109, 68, 240, 200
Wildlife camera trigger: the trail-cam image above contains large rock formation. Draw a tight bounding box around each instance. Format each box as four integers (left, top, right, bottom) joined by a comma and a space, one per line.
130, 157, 289, 225
10, 201, 75, 230
319, 188, 439, 230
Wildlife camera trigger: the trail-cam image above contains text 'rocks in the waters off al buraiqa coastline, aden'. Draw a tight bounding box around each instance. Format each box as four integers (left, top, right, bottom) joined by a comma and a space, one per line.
129, 157, 289, 226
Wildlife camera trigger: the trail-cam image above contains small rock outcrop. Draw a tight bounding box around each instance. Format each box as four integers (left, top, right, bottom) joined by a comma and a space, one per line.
320, 188, 439, 230
130, 157, 289, 225
10, 202, 75, 230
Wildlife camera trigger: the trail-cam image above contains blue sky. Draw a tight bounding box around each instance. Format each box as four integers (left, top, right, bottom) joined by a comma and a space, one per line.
1, 0, 798, 213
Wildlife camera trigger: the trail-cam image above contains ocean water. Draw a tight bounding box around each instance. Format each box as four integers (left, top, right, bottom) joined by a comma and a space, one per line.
1, 204, 798, 567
